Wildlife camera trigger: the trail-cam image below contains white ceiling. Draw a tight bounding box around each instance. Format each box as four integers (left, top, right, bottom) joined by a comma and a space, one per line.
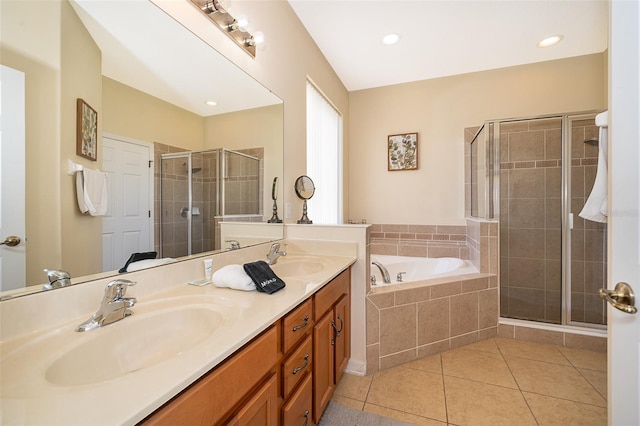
70, 0, 281, 116
287, 0, 609, 91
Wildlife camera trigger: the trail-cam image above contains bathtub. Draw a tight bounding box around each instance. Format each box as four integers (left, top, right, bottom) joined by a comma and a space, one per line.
370, 254, 478, 286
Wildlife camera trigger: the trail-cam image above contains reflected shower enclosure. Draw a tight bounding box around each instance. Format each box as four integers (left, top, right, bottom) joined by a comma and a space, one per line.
158, 148, 263, 258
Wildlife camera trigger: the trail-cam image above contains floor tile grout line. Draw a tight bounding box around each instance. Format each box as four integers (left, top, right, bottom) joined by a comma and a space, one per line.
520, 389, 608, 408
574, 366, 609, 402
439, 353, 450, 425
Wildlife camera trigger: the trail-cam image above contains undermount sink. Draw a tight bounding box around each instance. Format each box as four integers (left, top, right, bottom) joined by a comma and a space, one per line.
45, 306, 223, 386
273, 259, 325, 277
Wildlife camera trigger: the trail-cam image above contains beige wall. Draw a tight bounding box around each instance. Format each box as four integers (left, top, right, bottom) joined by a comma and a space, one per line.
103, 78, 204, 151
348, 53, 607, 226
204, 104, 284, 218
60, 0, 103, 279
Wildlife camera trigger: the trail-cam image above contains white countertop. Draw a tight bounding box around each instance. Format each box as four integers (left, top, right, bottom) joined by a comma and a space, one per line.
0, 253, 355, 425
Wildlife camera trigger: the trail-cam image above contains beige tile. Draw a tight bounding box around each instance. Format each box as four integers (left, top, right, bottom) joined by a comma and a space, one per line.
514, 326, 564, 346
366, 299, 380, 345
579, 368, 607, 400
450, 292, 478, 336
367, 366, 447, 422
418, 299, 449, 345
380, 349, 417, 370
444, 376, 537, 426
565, 332, 607, 352
330, 394, 365, 411
506, 356, 606, 406
523, 392, 607, 426
495, 338, 570, 365
366, 344, 380, 375
560, 346, 607, 372
334, 373, 373, 401
403, 354, 442, 375
363, 403, 446, 425
379, 304, 417, 356
442, 347, 517, 388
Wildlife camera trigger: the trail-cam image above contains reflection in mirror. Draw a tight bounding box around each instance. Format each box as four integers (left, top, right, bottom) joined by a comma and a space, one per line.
267, 177, 283, 224
295, 175, 315, 224
0, 0, 283, 300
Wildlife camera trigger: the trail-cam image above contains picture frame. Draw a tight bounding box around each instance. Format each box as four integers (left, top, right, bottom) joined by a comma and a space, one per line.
388, 132, 418, 171
76, 98, 98, 161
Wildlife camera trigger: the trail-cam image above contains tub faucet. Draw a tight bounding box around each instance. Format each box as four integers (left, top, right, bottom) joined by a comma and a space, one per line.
266, 242, 287, 265
371, 261, 391, 284
76, 279, 137, 332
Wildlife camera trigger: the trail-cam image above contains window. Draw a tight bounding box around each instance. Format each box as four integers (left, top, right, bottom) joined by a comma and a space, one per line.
306, 80, 343, 224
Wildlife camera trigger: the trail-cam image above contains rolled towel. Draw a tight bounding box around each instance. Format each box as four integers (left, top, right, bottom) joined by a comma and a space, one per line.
213, 264, 255, 291
243, 261, 286, 294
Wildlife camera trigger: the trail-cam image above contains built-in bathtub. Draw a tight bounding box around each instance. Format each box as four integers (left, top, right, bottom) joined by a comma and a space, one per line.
366, 254, 498, 373
370, 254, 478, 286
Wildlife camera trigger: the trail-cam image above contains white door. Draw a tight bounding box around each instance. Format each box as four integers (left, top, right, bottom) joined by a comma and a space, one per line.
607, 1, 640, 424
0, 65, 26, 291
102, 135, 153, 272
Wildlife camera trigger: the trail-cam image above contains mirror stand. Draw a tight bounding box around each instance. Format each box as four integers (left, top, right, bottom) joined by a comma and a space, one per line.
267, 200, 283, 223
297, 200, 313, 224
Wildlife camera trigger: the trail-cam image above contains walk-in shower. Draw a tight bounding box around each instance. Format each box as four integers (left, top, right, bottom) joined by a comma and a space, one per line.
159, 148, 262, 258
470, 112, 607, 329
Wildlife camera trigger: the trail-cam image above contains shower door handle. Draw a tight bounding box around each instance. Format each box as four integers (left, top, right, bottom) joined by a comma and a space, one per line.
599, 282, 637, 314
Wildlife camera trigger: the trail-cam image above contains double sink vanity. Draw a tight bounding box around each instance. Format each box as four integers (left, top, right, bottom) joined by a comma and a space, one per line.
0, 242, 356, 425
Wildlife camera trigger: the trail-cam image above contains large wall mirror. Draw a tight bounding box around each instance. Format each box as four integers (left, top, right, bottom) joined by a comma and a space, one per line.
0, 0, 284, 299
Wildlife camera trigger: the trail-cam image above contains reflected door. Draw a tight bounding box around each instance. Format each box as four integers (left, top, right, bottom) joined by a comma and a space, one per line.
0, 65, 26, 291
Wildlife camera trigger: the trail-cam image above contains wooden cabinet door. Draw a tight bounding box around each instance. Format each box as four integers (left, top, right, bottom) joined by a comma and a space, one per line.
227, 374, 278, 426
333, 294, 350, 384
312, 311, 334, 424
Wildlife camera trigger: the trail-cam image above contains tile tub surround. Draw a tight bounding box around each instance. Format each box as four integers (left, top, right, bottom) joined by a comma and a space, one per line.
366, 273, 498, 374
370, 224, 469, 259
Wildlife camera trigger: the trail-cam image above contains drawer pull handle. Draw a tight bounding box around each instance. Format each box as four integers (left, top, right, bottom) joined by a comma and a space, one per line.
303, 409, 309, 426
292, 354, 309, 375
292, 315, 309, 332
331, 314, 344, 345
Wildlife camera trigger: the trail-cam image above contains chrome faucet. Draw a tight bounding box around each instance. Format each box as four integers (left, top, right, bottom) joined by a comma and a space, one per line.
266, 242, 287, 265
225, 240, 241, 251
43, 269, 72, 290
76, 279, 137, 332
371, 261, 391, 284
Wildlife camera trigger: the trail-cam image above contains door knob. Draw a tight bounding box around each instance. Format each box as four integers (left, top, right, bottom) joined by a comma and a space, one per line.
599, 282, 637, 314
0, 236, 20, 247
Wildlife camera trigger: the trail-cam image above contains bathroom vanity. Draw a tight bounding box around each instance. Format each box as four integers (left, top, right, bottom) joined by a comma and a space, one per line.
0, 246, 355, 425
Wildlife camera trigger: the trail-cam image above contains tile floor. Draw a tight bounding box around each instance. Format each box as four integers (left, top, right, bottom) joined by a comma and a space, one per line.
332, 338, 607, 425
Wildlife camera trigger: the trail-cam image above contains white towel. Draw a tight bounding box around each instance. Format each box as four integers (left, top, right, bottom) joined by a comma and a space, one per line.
579, 123, 608, 223
76, 169, 108, 216
212, 264, 256, 291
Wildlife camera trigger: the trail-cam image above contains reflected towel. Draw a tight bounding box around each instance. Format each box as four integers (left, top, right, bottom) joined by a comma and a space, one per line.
213, 264, 256, 291
579, 122, 608, 223
76, 169, 108, 216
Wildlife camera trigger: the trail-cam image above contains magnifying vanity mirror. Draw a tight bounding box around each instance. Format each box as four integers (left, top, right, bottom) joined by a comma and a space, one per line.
0, 0, 284, 299
267, 177, 283, 223
294, 175, 315, 224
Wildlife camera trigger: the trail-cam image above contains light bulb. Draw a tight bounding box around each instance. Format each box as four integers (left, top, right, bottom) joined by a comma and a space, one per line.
253, 31, 265, 45
236, 15, 249, 31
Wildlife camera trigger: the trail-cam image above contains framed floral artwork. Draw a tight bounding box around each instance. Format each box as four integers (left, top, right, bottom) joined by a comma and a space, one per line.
76, 98, 98, 161
388, 132, 418, 171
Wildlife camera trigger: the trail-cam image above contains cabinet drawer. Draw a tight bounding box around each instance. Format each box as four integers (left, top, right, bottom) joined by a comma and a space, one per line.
282, 299, 313, 354
282, 335, 313, 398
314, 269, 349, 320
282, 373, 313, 426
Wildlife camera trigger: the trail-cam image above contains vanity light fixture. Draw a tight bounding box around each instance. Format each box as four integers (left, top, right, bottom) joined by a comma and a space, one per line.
537, 35, 563, 48
190, 0, 261, 57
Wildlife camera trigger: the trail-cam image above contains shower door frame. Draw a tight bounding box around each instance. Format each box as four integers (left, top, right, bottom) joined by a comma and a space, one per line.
478, 111, 606, 330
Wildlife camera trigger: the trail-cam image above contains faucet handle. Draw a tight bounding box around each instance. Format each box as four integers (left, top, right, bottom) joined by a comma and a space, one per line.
104, 279, 136, 300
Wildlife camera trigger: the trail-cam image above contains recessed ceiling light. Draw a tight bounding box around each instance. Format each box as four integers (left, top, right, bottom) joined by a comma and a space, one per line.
205, 100, 218, 106
537, 35, 563, 48
382, 33, 400, 46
